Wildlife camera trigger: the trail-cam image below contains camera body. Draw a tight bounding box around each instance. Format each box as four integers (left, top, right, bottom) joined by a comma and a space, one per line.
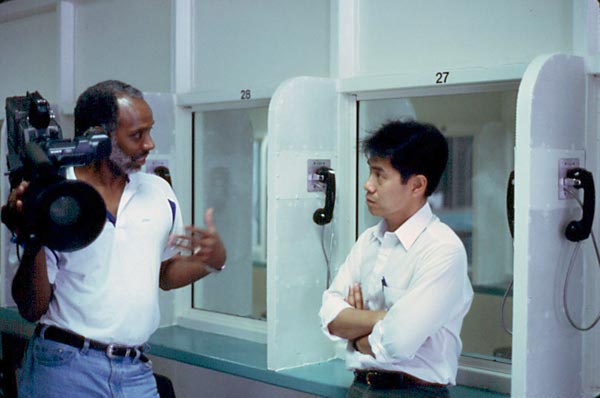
6, 92, 111, 188
3, 92, 110, 251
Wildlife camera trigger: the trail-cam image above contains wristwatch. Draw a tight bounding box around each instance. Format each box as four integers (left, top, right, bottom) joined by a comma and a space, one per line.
204, 263, 226, 273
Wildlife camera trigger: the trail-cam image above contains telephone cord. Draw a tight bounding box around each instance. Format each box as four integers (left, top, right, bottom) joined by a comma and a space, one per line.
501, 279, 513, 335
320, 224, 334, 288
563, 187, 600, 331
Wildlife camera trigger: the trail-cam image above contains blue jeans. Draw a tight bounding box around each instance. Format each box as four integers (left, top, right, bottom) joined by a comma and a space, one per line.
18, 335, 159, 398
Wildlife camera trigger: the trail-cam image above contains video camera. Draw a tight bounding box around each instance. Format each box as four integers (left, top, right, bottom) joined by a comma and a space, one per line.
2, 91, 111, 251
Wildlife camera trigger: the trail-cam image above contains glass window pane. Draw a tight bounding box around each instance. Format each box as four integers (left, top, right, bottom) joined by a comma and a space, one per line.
357, 90, 516, 362
192, 106, 268, 320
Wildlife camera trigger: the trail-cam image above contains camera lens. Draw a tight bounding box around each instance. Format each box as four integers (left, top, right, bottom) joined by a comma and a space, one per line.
48, 196, 81, 226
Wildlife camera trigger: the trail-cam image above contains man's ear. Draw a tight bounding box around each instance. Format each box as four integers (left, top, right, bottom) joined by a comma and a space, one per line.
410, 174, 428, 196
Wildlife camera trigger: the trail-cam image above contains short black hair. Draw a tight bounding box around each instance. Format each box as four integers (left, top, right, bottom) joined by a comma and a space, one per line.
362, 120, 448, 196
74, 80, 143, 137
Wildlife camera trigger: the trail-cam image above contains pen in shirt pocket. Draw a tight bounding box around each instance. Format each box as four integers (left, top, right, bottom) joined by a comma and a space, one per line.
381, 276, 387, 294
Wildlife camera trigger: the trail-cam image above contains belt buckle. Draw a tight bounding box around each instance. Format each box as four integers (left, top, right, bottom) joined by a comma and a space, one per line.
106, 344, 116, 359
365, 371, 378, 387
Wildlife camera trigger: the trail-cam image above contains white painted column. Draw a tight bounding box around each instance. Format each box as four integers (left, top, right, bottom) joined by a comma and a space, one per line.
512, 53, 587, 398
173, 0, 193, 94
331, 0, 358, 79
57, 0, 76, 115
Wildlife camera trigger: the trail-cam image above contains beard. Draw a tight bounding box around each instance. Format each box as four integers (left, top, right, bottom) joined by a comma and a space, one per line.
109, 137, 147, 174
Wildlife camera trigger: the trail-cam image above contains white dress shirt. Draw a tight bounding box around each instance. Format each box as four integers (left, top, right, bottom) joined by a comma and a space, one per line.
319, 203, 473, 385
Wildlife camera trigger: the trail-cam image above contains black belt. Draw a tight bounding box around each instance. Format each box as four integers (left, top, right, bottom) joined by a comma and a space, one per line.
354, 370, 447, 389
35, 324, 148, 361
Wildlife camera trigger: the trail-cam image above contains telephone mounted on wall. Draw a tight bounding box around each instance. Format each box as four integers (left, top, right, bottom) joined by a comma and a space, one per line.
505, 167, 596, 241
313, 166, 336, 225
501, 170, 515, 336
506, 170, 515, 239
312, 166, 336, 288
560, 166, 600, 331
503, 167, 599, 334
563, 167, 595, 242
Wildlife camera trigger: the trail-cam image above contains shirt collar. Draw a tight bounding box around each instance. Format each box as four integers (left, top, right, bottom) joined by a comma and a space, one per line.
372, 202, 434, 250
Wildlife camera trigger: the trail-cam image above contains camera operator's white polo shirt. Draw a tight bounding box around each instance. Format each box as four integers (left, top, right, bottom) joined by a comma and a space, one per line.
40, 167, 183, 346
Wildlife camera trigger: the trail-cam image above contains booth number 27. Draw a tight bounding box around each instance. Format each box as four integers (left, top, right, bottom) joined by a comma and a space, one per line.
435, 72, 449, 84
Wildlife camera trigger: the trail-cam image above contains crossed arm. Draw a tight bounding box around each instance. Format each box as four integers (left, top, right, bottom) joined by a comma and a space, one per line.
327, 283, 386, 357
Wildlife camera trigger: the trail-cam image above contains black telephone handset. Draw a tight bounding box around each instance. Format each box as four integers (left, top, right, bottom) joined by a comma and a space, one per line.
502, 170, 515, 336
313, 167, 336, 225
565, 167, 595, 242
506, 170, 515, 239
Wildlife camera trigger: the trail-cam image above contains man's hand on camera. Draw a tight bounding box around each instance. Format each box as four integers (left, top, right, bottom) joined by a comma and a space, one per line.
1, 181, 29, 233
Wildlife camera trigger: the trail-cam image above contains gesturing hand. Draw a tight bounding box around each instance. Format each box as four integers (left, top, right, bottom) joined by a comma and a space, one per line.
172, 208, 227, 270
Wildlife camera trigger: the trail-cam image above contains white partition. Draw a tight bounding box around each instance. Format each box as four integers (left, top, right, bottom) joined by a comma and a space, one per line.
356, 0, 571, 77
267, 77, 339, 370
0, 7, 58, 113
512, 53, 587, 398
192, 0, 330, 93
74, 0, 172, 94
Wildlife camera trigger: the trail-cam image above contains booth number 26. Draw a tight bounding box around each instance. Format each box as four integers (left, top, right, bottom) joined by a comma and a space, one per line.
240, 89, 252, 100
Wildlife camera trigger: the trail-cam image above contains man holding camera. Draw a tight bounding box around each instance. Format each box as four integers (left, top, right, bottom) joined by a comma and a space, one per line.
3, 80, 226, 397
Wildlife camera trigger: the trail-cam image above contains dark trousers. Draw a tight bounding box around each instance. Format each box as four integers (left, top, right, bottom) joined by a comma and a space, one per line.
347, 379, 450, 398
154, 373, 176, 398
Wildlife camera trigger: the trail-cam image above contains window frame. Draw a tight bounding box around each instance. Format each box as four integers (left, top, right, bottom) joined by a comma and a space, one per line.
172, 96, 271, 344
349, 81, 519, 395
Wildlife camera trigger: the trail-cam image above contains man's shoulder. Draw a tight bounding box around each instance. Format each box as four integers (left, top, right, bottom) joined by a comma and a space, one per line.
425, 217, 465, 248
132, 172, 177, 198
133, 171, 170, 187
419, 219, 468, 273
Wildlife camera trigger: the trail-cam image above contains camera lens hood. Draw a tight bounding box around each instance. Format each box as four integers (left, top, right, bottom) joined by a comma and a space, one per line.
27, 179, 106, 252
